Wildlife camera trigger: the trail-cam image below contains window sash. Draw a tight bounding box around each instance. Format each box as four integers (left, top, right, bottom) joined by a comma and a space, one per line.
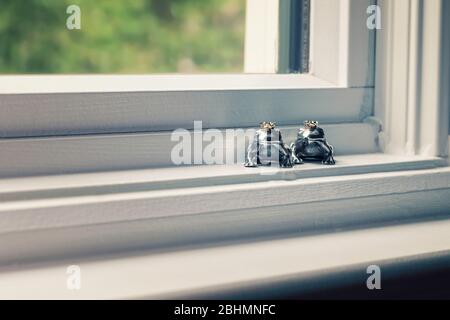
0, 0, 376, 138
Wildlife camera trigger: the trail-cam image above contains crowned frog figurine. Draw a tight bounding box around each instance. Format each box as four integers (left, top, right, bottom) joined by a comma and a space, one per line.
291, 121, 336, 165
245, 122, 294, 168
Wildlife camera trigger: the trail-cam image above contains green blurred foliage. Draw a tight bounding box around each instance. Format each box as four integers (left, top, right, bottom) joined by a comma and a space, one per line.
0, 0, 246, 73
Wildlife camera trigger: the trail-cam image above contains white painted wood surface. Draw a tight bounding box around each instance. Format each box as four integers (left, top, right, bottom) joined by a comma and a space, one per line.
310, 0, 341, 84
0, 162, 448, 235
311, 0, 375, 87
244, 0, 279, 73
0, 87, 371, 138
0, 2, 448, 299
1, 219, 449, 299
375, 0, 450, 157
0, 123, 378, 177
0, 74, 335, 94
0, 156, 447, 267
0, 153, 444, 198
0, 0, 376, 140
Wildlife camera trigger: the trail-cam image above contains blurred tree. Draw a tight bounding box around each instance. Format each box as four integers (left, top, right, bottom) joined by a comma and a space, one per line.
0, 0, 245, 73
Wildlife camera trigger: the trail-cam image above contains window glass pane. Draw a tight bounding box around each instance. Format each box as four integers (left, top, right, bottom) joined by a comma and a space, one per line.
0, 0, 246, 74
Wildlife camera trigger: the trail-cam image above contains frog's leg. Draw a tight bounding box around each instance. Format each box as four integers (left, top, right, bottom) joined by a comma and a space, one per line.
322, 143, 336, 165
290, 142, 304, 165
244, 135, 259, 167
277, 145, 292, 168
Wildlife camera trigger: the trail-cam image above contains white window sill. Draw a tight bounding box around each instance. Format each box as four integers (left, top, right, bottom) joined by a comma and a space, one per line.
0, 122, 379, 176
0, 153, 449, 269
1, 153, 445, 199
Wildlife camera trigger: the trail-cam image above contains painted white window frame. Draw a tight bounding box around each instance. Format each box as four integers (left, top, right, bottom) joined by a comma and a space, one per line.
0, 0, 379, 177
0, 0, 449, 281
244, 0, 376, 88
0, 0, 446, 176
0, 0, 373, 138
375, 0, 449, 158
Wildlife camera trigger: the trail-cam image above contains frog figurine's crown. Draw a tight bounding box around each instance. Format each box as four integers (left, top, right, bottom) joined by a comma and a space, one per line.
304, 120, 319, 127
260, 121, 276, 129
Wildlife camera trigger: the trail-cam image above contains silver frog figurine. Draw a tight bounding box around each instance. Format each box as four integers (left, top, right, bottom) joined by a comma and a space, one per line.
245, 122, 294, 168
291, 121, 336, 165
